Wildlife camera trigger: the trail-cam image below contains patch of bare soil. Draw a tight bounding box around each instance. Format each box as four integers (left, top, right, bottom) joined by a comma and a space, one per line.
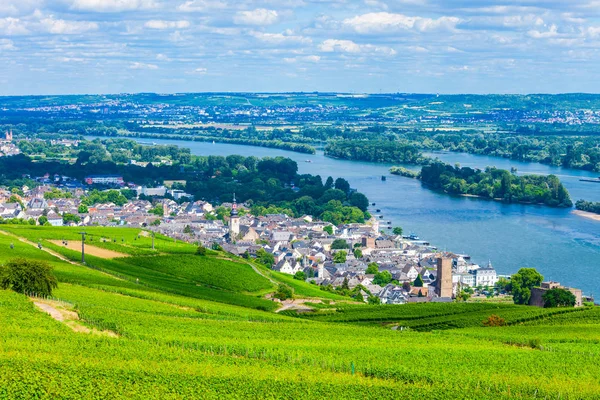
49, 240, 128, 259
33, 299, 118, 338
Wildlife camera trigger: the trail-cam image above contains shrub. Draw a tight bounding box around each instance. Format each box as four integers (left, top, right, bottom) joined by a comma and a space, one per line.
274, 284, 293, 301
483, 314, 506, 327
196, 246, 207, 256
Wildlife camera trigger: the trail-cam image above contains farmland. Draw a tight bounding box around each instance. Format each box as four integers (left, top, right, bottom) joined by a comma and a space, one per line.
1, 226, 600, 398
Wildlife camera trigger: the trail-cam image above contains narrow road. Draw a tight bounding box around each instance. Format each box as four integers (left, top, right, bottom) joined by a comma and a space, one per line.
0, 230, 78, 265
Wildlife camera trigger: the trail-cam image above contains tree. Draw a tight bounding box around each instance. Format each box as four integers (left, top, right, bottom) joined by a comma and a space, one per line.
293, 271, 306, 281
457, 290, 471, 302
323, 225, 333, 235
274, 284, 293, 301
184, 225, 193, 234
78, 204, 89, 214
0, 258, 58, 297
373, 270, 392, 285
543, 288, 576, 308
62, 213, 80, 224
331, 239, 348, 249
349, 192, 369, 212
495, 277, 511, 293
341, 276, 350, 290
333, 251, 347, 264
38, 216, 48, 226
365, 262, 379, 275
511, 268, 543, 305
392, 227, 403, 236
413, 274, 424, 288
334, 177, 350, 194
402, 281, 411, 292
256, 248, 275, 267
196, 246, 207, 256
353, 248, 363, 259
367, 295, 381, 305
417, 289, 425, 297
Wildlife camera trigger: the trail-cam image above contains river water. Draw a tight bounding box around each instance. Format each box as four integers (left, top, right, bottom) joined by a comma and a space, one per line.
100, 137, 600, 295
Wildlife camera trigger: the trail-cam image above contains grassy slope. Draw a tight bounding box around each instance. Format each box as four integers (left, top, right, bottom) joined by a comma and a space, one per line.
1, 226, 600, 398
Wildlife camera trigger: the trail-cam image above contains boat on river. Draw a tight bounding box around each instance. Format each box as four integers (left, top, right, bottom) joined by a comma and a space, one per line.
580, 177, 600, 183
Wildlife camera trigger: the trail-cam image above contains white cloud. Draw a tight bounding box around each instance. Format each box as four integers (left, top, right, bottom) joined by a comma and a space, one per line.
0, 39, 16, 50
528, 24, 559, 39
145, 20, 190, 30
284, 55, 321, 63
188, 67, 208, 74
156, 53, 171, 61
343, 12, 460, 33
130, 61, 158, 69
0, 17, 29, 35
250, 31, 311, 45
0, 0, 42, 17
69, 0, 157, 12
40, 16, 99, 34
319, 39, 396, 55
234, 9, 279, 26
177, 0, 227, 12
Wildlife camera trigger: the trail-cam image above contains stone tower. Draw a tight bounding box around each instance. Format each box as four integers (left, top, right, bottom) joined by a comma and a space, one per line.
436, 257, 453, 298
229, 193, 240, 239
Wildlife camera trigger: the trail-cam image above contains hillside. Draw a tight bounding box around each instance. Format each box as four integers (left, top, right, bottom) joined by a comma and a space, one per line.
0, 226, 599, 399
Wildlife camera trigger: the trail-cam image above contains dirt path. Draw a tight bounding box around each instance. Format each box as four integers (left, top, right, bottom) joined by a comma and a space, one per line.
33, 299, 118, 337
49, 240, 128, 259
275, 299, 320, 313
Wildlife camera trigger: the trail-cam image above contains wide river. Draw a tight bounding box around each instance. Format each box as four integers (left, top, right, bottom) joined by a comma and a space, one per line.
107, 137, 600, 295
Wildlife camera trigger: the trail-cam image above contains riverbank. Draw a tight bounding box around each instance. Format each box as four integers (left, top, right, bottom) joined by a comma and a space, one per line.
573, 210, 600, 222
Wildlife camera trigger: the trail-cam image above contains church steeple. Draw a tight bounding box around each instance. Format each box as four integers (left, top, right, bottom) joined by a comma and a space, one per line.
230, 193, 239, 217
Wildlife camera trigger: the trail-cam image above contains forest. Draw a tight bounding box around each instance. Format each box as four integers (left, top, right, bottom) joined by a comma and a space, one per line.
419, 162, 573, 207
324, 140, 429, 164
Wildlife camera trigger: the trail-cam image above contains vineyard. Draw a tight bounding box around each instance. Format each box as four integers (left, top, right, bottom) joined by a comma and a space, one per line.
1, 226, 599, 398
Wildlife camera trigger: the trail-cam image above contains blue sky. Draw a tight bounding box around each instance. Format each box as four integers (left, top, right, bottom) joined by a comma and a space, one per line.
1, 0, 599, 95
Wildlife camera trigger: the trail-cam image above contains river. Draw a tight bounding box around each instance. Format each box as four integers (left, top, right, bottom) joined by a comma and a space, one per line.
94, 137, 600, 296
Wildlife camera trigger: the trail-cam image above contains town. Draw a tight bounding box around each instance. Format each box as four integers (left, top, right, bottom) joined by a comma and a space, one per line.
0, 168, 585, 307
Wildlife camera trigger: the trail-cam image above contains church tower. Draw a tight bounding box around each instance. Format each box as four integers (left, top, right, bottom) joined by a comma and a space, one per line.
229, 193, 240, 239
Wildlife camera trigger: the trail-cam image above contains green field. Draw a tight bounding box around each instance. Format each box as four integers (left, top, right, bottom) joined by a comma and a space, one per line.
1, 226, 599, 399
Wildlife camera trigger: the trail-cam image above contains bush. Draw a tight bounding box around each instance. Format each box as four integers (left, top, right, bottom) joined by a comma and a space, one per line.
293, 271, 306, 281
274, 284, 294, 301
483, 314, 506, 327
196, 246, 207, 256
0, 258, 58, 297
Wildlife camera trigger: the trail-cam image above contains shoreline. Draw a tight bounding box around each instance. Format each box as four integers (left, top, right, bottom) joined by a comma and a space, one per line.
573, 210, 600, 222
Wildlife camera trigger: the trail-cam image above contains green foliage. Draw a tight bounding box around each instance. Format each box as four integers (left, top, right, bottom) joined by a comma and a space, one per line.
331, 239, 348, 249
149, 205, 164, 216
293, 271, 306, 281
0, 258, 57, 296
333, 251, 347, 264
62, 213, 81, 224
256, 248, 275, 267
77, 204, 89, 214
483, 314, 506, 327
389, 167, 420, 179
323, 225, 333, 235
576, 200, 600, 215
43, 188, 73, 200
274, 284, 293, 301
365, 262, 379, 275
511, 268, 544, 305
373, 270, 392, 286
325, 140, 428, 164
420, 162, 572, 208
392, 227, 403, 236
367, 295, 381, 305
353, 248, 363, 259
413, 275, 424, 288
82, 190, 128, 207
196, 246, 207, 256
543, 288, 576, 308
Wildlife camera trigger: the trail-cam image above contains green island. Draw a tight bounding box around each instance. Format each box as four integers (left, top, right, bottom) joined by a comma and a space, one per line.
575, 200, 600, 215
392, 161, 573, 208
0, 224, 599, 399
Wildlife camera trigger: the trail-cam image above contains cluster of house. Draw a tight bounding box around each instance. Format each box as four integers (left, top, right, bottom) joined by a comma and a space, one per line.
0, 130, 20, 157
1, 178, 507, 304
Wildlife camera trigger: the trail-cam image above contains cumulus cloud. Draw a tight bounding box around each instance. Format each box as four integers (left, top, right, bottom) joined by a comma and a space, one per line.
0, 39, 17, 50
343, 12, 460, 33
319, 39, 396, 55
69, 0, 157, 12
234, 9, 279, 26
145, 20, 190, 30
0, 17, 29, 35
40, 16, 99, 34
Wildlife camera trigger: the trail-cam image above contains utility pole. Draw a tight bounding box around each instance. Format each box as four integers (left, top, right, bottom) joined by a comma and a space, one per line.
79, 232, 86, 264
